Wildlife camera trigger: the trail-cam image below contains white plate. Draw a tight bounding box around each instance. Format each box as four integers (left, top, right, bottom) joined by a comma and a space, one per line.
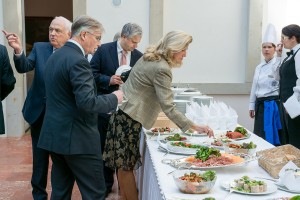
184, 132, 207, 137
158, 146, 195, 155
275, 183, 300, 193
115, 65, 131, 75
209, 144, 224, 150
221, 180, 277, 195
215, 132, 251, 141
166, 141, 206, 155
146, 128, 178, 136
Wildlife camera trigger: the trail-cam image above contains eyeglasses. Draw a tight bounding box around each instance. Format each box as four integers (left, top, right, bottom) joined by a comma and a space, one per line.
281, 35, 289, 40
87, 31, 102, 41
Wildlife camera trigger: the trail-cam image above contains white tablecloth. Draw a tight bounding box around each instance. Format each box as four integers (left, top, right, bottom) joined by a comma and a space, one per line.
137, 130, 297, 200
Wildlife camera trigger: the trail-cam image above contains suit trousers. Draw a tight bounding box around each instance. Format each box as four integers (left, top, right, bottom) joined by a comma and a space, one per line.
98, 114, 115, 191
31, 110, 49, 200
50, 152, 106, 200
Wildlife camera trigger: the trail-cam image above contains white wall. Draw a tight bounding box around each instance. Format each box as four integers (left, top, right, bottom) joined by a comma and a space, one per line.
87, 0, 149, 53
164, 0, 249, 83
264, 0, 300, 50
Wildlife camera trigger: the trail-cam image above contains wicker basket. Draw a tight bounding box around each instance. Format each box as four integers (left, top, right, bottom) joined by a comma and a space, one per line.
257, 144, 300, 178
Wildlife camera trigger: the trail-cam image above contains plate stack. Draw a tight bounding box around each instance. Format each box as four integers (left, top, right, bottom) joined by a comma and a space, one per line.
174, 100, 190, 114
174, 91, 202, 101
171, 87, 190, 96
192, 96, 213, 106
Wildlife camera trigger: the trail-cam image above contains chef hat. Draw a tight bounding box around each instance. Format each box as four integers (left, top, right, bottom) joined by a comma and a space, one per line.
262, 23, 277, 45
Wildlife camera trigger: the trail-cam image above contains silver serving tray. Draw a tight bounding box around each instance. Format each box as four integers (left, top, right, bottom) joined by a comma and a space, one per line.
162, 153, 258, 169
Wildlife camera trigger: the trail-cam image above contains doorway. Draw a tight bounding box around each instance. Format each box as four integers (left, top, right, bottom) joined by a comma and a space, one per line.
24, 0, 73, 89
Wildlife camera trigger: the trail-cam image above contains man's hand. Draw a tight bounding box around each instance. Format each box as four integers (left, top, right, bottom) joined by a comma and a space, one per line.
110, 75, 123, 85
112, 90, 123, 104
2, 30, 23, 54
276, 43, 283, 57
249, 110, 255, 118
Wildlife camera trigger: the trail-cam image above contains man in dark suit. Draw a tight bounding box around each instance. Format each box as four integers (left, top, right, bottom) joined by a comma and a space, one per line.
0, 44, 16, 135
90, 22, 143, 195
3, 16, 71, 200
38, 15, 123, 200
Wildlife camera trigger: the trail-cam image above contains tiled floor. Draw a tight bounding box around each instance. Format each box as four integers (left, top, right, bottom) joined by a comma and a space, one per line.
0, 132, 121, 200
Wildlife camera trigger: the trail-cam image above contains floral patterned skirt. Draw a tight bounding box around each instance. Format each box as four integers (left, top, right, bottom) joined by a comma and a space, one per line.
103, 109, 142, 171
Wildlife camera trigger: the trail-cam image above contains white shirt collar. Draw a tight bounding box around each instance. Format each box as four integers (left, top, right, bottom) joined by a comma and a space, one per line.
292, 43, 300, 53
117, 40, 123, 53
68, 39, 85, 56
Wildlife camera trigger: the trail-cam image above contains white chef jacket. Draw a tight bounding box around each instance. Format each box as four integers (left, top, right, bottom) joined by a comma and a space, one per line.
249, 56, 281, 110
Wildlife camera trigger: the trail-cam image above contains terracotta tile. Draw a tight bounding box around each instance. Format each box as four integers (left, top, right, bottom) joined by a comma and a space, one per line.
0, 133, 123, 199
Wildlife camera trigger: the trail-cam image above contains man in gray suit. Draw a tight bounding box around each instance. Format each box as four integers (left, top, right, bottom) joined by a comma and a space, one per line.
3, 16, 71, 200
38, 15, 123, 199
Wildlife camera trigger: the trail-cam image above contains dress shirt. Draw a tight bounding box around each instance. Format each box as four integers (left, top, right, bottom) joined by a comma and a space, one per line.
249, 57, 281, 110
117, 41, 131, 65
68, 39, 85, 56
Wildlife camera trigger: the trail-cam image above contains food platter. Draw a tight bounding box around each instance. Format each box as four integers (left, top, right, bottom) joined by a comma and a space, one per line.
157, 139, 205, 155
146, 127, 178, 136
162, 153, 257, 169
166, 141, 207, 155
221, 180, 277, 195
215, 132, 251, 141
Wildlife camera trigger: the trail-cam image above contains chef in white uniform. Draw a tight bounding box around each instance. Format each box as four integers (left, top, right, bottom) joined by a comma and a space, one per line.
249, 23, 283, 145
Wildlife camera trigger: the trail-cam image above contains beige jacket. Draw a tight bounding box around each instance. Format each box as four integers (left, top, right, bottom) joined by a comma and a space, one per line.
120, 57, 193, 132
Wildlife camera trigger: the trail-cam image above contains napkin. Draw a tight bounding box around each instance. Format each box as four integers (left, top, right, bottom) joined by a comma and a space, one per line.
278, 161, 300, 190
283, 93, 300, 119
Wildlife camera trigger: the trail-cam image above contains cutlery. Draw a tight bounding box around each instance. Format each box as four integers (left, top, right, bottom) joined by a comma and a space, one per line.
224, 187, 234, 200
223, 182, 235, 200
254, 177, 278, 182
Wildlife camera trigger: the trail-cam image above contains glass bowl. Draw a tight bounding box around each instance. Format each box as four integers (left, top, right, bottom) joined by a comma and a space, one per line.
172, 170, 217, 194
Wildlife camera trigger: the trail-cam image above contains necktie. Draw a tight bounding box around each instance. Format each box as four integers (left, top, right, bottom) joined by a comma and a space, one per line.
286, 50, 294, 56
120, 50, 127, 66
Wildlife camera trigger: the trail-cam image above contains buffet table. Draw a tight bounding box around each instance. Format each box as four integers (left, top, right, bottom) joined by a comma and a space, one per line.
136, 129, 297, 200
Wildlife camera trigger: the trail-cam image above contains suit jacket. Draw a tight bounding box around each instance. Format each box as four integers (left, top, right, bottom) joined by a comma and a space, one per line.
13, 42, 53, 125
119, 58, 193, 132
90, 41, 142, 95
0, 45, 16, 134
38, 42, 118, 155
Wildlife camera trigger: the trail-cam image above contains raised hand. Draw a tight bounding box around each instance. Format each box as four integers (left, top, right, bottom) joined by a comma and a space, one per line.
2, 30, 23, 54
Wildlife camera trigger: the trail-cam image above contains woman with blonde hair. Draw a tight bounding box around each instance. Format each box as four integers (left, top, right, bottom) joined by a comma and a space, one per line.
103, 30, 214, 200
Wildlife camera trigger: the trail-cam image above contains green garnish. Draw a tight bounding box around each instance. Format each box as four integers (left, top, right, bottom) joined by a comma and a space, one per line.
195, 146, 221, 162
202, 170, 216, 181
234, 126, 248, 136
242, 141, 257, 149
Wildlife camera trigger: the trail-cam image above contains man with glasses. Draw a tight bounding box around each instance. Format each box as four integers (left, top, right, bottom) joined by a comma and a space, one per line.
37, 15, 123, 199
90, 22, 143, 196
3, 16, 71, 200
